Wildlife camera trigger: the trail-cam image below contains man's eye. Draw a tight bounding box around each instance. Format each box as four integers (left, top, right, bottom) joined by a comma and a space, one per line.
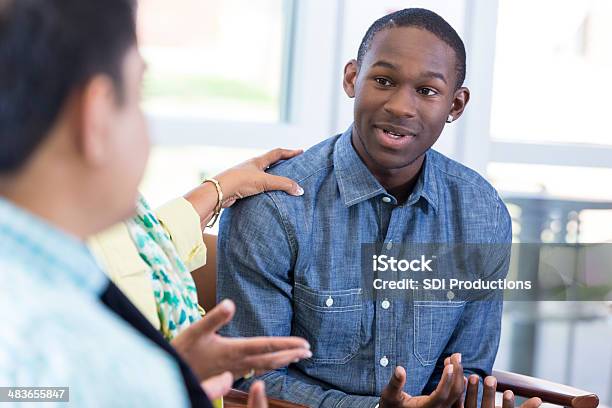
418, 87, 438, 96
374, 77, 393, 87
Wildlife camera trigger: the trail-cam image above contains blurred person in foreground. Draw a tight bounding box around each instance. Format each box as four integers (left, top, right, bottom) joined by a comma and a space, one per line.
89, 147, 312, 408
0, 0, 310, 406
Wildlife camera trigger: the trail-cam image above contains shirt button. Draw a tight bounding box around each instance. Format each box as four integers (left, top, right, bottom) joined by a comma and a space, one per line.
381, 300, 391, 310
382, 196, 392, 203
325, 296, 334, 307
386, 241, 392, 250
379, 356, 389, 367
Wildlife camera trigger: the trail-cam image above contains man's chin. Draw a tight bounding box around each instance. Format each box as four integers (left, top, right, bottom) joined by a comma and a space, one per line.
369, 150, 423, 171
112, 199, 139, 227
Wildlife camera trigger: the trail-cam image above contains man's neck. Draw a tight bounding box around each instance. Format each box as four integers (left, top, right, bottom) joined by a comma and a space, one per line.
350, 133, 425, 204
0, 166, 107, 241
370, 159, 424, 204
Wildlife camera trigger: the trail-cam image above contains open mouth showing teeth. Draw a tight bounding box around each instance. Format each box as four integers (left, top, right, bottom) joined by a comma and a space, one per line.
382, 129, 407, 139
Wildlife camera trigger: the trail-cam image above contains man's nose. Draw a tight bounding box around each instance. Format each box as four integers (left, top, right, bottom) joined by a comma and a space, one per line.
383, 87, 417, 118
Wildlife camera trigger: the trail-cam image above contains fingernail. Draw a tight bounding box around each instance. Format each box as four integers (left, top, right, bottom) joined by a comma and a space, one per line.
447, 364, 454, 375
394, 366, 402, 379
457, 353, 462, 363
294, 186, 304, 196
219, 299, 234, 311
304, 351, 312, 358
304, 342, 311, 349
485, 376, 496, 387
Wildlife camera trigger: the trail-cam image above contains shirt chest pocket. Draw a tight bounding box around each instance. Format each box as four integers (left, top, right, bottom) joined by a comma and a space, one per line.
293, 283, 362, 364
413, 301, 466, 366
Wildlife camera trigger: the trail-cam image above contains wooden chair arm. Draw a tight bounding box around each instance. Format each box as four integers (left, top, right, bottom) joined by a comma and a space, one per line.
192, 233, 218, 313
493, 370, 599, 408
223, 388, 308, 408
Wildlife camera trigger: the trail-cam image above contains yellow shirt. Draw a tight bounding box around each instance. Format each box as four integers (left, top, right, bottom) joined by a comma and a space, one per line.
88, 197, 206, 329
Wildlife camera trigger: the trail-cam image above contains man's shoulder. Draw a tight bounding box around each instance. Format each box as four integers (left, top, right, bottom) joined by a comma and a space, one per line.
220, 134, 341, 228
429, 149, 501, 202
428, 151, 511, 241
267, 134, 340, 184
229, 134, 340, 213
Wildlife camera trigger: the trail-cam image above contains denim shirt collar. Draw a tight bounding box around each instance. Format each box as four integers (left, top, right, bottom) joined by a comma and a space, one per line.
333, 125, 439, 211
0, 197, 107, 293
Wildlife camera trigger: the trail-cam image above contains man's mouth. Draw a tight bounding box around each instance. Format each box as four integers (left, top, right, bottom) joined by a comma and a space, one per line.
373, 125, 416, 149
382, 128, 407, 139
375, 124, 415, 139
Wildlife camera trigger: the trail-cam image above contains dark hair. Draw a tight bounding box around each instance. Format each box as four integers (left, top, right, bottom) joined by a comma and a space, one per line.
357, 8, 466, 90
0, 0, 137, 173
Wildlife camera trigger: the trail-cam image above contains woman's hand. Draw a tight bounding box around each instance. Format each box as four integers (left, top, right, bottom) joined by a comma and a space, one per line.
184, 148, 304, 227
215, 148, 304, 208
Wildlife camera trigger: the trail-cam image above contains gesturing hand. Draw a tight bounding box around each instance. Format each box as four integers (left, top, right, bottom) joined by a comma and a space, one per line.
379, 353, 465, 408
171, 299, 312, 381
458, 375, 542, 408
441, 356, 542, 408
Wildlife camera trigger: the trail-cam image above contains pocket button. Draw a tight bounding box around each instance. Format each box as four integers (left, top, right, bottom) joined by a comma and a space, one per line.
325, 296, 334, 307
379, 356, 389, 367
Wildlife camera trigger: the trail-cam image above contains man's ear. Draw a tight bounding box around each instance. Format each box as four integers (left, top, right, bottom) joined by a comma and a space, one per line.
343, 59, 359, 98
448, 87, 470, 122
78, 74, 116, 167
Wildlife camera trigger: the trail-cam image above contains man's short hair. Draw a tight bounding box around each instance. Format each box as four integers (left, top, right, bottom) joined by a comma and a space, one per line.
0, 0, 137, 173
357, 8, 466, 90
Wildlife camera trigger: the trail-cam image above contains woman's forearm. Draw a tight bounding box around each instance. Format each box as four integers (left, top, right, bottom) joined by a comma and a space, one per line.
183, 181, 219, 229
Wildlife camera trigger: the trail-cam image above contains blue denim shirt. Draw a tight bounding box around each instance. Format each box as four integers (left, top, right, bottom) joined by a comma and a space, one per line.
218, 127, 511, 408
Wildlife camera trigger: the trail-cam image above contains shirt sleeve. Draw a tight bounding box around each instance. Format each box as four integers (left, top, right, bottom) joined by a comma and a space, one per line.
217, 193, 380, 408
155, 197, 207, 272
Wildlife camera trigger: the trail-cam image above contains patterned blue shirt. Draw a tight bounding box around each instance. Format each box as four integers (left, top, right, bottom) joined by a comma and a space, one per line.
0, 198, 188, 407
218, 126, 511, 408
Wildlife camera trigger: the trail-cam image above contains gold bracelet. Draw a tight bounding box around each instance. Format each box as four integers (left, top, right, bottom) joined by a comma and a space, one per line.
202, 178, 223, 228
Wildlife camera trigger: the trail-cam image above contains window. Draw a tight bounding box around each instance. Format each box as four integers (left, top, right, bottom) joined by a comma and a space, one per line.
490, 0, 612, 146
137, 1, 340, 205
138, 0, 291, 123
488, 163, 612, 201
488, 163, 612, 243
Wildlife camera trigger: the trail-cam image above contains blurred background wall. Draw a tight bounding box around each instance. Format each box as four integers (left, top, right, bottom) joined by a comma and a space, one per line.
136, 0, 612, 401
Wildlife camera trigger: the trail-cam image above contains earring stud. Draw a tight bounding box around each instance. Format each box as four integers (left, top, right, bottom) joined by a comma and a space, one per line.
446, 115, 453, 123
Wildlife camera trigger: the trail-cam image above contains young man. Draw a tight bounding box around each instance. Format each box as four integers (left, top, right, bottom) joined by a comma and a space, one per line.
0, 0, 312, 406
218, 8, 512, 407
